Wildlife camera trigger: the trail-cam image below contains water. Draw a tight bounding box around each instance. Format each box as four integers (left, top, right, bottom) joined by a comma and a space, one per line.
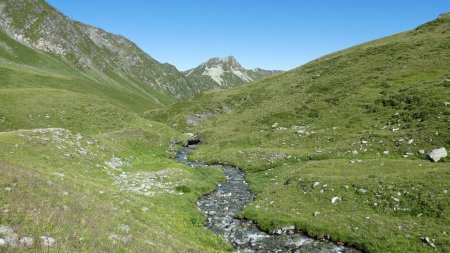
175, 146, 359, 253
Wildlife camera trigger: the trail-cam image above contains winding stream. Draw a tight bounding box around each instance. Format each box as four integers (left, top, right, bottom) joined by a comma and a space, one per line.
175, 146, 359, 253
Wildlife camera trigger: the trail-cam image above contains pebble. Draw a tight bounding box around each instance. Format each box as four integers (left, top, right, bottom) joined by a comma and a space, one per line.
19, 237, 34, 247
40, 236, 56, 247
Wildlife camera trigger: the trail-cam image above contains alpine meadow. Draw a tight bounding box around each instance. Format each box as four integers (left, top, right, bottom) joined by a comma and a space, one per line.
0, 1, 448, 252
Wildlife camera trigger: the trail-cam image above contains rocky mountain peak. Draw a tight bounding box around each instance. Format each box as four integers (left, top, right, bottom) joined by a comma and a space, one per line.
186, 56, 283, 88
205, 56, 241, 68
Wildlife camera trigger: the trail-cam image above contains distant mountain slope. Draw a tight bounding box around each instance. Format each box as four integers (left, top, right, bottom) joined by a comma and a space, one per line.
0, 0, 202, 98
185, 56, 283, 90
147, 13, 450, 252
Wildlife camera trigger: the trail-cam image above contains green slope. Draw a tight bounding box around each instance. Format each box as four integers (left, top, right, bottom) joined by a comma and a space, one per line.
147, 13, 450, 252
0, 29, 175, 113
0, 0, 200, 98
0, 2, 233, 251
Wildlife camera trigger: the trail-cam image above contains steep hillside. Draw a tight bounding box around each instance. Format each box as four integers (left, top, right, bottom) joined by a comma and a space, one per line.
0, 0, 203, 98
0, 1, 235, 251
147, 13, 450, 252
185, 56, 283, 91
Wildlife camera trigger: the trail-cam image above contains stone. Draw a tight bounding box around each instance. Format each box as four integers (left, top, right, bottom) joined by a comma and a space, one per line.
421, 237, 436, 248
40, 236, 56, 247
313, 211, 321, 217
383, 150, 389, 155
351, 150, 358, 155
358, 188, 368, 194
0, 238, 6, 246
187, 133, 201, 145
282, 225, 295, 231
19, 237, 34, 247
418, 150, 425, 155
331, 196, 341, 204
312, 182, 320, 188
428, 148, 447, 162
407, 139, 414, 144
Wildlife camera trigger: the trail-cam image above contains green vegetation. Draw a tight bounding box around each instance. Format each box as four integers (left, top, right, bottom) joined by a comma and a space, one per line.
0, 0, 449, 251
146, 13, 450, 252
0, 128, 231, 252
0, 6, 231, 251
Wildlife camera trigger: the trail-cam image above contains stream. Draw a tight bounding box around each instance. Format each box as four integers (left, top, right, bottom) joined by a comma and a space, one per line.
175, 145, 359, 253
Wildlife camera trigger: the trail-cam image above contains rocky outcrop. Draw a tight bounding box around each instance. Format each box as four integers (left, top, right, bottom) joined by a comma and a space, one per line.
428, 147, 447, 162
0, 0, 198, 98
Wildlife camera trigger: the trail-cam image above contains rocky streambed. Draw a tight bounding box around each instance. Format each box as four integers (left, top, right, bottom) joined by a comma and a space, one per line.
175, 146, 359, 253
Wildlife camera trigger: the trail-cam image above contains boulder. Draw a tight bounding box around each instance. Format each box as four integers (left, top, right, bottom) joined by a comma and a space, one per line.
428, 147, 447, 162
187, 134, 201, 145
331, 196, 341, 204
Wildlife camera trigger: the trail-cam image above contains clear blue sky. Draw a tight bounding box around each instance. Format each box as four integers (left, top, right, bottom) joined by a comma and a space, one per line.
47, 0, 449, 71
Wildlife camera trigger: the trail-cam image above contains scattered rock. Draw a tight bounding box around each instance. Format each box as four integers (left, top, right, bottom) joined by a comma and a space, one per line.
19, 237, 34, 247
187, 133, 201, 145
118, 224, 130, 234
421, 237, 436, 248
331, 196, 341, 204
313, 211, 321, 217
383, 150, 389, 155
418, 150, 425, 155
351, 150, 358, 155
358, 188, 368, 194
312, 182, 320, 188
282, 225, 295, 231
428, 148, 447, 162
186, 113, 214, 127
0, 238, 6, 246
407, 139, 414, 145
39, 236, 55, 247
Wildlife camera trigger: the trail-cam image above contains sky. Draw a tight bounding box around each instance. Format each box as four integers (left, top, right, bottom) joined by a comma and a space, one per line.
47, 0, 450, 71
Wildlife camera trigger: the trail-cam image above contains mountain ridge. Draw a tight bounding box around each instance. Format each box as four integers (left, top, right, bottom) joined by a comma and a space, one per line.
185, 55, 283, 89
0, 0, 203, 98
0, 0, 282, 99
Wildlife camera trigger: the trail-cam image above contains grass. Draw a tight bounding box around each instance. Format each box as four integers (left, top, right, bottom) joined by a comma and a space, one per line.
146, 13, 450, 252
0, 29, 175, 113
0, 18, 232, 251
0, 127, 232, 252
1, 4, 449, 252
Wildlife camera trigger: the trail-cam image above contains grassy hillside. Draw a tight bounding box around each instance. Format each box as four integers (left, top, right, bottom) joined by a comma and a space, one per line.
146, 14, 450, 252
0, 0, 201, 98
0, 65, 233, 252
0, 3, 234, 251
0, 29, 175, 113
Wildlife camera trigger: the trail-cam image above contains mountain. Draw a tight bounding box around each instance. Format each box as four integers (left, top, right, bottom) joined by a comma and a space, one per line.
185, 56, 283, 90
148, 13, 450, 252
0, 0, 205, 99
0, 1, 232, 251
